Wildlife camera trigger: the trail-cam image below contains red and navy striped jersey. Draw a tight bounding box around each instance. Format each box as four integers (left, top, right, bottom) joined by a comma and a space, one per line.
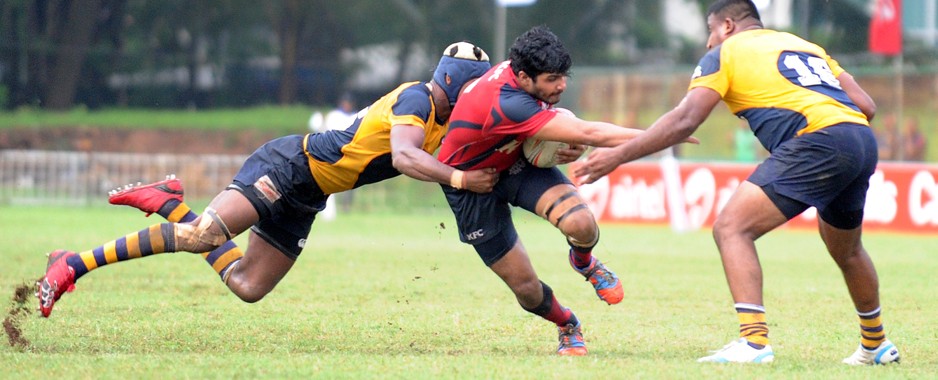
438, 61, 558, 171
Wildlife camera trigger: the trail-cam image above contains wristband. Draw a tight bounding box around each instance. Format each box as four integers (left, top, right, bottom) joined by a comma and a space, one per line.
450, 170, 465, 189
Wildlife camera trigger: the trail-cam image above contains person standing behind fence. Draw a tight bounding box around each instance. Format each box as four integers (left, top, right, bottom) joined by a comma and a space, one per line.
576, 0, 899, 365
733, 120, 760, 162
902, 116, 926, 161
875, 114, 899, 160
311, 93, 359, 221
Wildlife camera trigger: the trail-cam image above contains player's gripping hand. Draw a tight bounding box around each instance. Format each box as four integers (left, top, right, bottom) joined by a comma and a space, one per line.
464, 167, 499, 193
574, 147, 623, 185
556, 144, 586, 165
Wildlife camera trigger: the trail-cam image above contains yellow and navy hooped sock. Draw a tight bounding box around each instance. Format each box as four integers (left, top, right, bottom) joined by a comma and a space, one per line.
201, 240, 243, 282
858, 307, 886, 350
66, 223, 176, 280
736, 303, 769, 349
158, 200, 196, 223
154, 201, 241, 281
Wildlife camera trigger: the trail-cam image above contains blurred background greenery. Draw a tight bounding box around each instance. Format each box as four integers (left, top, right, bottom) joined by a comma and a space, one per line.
0, 1, 935, 210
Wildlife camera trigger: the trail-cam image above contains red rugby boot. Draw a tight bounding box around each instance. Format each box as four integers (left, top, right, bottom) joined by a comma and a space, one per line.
108, 175, 184, 216
37, 250, 77, 318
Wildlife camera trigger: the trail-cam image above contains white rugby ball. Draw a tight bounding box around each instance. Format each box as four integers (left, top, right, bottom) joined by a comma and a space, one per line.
523, 138, 568, 168
522, 107, 576, 168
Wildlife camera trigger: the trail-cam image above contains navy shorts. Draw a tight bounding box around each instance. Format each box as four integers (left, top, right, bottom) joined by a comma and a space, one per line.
442, 158, 572, 266
748, 123, 878, 229
229, 135, 328, 259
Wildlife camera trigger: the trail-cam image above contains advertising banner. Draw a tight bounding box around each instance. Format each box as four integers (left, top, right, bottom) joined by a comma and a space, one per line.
572, 160, 938, 234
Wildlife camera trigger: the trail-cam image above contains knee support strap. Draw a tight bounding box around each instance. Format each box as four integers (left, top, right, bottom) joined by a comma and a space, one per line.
175, 207, 233, 251
567, 228, 599, 250
544, 191, 591, 227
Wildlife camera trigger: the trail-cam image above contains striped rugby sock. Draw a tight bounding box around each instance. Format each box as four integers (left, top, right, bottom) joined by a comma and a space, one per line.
202, 240, 243, 282
156, 201, 242, 282
858, 307, 886, 350
736, 303, 769, 349
158, 199, 195, 223
67, 223, 176, 280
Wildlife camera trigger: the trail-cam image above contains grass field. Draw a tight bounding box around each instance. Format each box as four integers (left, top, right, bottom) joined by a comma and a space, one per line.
0, 106, 316, 136
3, 104, 938, 162
2, 205, 936, 378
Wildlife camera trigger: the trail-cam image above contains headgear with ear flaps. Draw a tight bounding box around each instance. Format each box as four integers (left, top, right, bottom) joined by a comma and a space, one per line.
432, 42, 491, 106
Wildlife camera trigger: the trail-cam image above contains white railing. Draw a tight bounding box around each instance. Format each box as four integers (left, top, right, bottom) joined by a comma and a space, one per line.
0, 150, 247, 206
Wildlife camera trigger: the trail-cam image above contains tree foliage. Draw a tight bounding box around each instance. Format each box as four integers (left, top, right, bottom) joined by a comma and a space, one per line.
0, 0, 880, 110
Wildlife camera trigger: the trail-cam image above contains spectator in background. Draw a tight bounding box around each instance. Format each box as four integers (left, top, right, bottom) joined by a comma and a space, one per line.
323, 93, 358, 133
902, 117, 926, 161
875, 114, 899, 161
316, 93, 359, 219
323, 92, 358, 220
307, 93, 357, 133
733, 121, 760, 162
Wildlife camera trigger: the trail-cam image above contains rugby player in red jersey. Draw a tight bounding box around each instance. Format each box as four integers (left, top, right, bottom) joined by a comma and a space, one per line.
437, 26, 683, 355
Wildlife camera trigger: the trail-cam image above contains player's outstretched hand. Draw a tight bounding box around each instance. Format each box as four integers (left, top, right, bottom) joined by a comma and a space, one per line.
464, 167, 499, 193
556, 144, 586, 165
573, 147, 623, 185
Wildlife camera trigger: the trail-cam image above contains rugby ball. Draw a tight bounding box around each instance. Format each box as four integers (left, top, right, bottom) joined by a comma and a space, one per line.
523, 138, 568, 168
523, 107, 575, 168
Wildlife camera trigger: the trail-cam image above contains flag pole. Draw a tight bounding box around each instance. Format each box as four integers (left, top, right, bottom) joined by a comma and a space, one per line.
895, 52, 904, 161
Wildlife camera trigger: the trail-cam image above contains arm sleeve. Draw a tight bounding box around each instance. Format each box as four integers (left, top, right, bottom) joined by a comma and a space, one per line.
494, 88, 557, 138
389, 86, 433, 130
825, 52, 846, 78
688, 47, 729, 98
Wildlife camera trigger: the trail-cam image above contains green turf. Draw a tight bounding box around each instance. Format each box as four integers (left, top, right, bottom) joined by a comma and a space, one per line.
0, 106, 315, 135
4, 103, 938, 161
2, 205, 936, 378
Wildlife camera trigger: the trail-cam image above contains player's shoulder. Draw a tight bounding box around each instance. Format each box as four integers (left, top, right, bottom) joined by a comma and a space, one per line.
396, 81, 431, 99
452, 75, 506, 112
777, 31, 829, 55
693, 46, 723, 79
391, 82, 430, 103
389, 82, 433, 120
730, 29, 822, 53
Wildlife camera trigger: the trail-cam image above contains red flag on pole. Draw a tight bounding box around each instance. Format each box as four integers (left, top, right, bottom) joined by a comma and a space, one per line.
870, 0, 902, 56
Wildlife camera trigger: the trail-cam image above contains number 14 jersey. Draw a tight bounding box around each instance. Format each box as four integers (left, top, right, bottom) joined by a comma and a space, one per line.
689, 29, 870, 152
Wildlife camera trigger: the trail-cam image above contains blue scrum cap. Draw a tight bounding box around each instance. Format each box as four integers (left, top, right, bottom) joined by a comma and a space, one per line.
432, 42, 491, 106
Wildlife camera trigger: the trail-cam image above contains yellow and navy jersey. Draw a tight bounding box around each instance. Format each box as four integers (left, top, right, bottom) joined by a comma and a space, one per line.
303, 82, 448, 194
689, 29, 869, 151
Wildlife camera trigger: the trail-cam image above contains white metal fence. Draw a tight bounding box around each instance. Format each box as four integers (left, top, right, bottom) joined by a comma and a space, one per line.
0, 150, 247, 206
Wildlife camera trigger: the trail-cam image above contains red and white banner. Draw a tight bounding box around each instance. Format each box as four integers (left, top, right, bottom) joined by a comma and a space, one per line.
869, 0, 902, 56
571, 160, 938, 234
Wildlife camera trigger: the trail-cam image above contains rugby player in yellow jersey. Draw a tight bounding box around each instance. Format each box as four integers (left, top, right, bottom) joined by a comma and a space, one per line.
576, 0, 899, 365
38, 42, 498, 318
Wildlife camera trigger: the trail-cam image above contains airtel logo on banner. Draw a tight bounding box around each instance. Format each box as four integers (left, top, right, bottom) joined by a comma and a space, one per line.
577, 163, 938, 231
578, 175, 668, 220
864, 169, 938, 226
909, 170, 938, 226
864, 170, 898, 223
